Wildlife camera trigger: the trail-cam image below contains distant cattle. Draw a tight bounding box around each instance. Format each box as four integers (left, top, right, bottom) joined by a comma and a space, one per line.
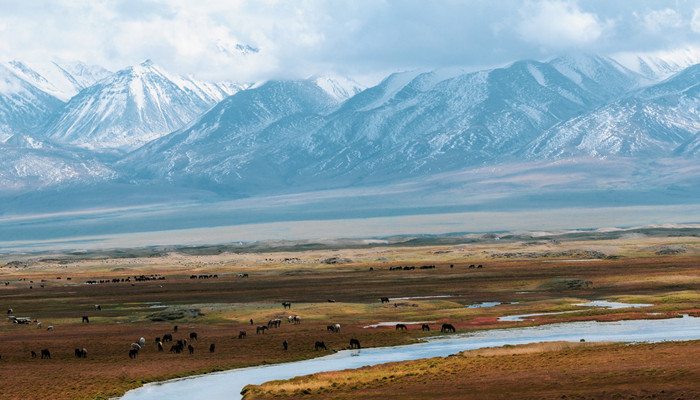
441, 323, 456, 333
314, 341, 327, 350
396, 324, 408, 331
350, 338, 361, 349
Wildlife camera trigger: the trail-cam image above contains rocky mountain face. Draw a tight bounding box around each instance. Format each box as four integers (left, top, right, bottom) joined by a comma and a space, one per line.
0, 54, 698, 203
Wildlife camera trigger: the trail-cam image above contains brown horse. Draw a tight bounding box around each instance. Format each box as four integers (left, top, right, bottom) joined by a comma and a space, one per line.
440, 323, 456, 333
395, 324, 408, 331
314, 341, 327, 350
380, 297, 389, 303
256, 326, 267, 334
350, 338, 361, 349
421, 324, 431, 331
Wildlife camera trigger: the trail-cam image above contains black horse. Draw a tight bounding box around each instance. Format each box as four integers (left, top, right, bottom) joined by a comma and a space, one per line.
350, 338, 361, 349
209, 343, 215, 353
31, 350, 37, 358
189, 331, 198, 341
314, 341, 327, 350
396, 324, 408, 331
380, 297, 389, 303
421, 324, 431, 331
188, 344, 195, 355
129, 348, 138, 359
256, 326, 267, 334
162, 333, 173, 342
283, 340, 288, 351
239, 330, 246, 339
40, 349, 51, 359
81, 316, 89, 323
441, 323, 456, 333
282, 302, 291, 309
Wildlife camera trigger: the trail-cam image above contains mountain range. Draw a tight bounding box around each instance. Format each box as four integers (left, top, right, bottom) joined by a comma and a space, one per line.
0, 51, 698, 216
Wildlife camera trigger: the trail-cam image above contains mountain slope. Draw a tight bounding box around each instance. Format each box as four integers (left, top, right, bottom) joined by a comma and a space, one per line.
45, 60, 246, 151
525, 63, 700, 159
4, 60, 111, 101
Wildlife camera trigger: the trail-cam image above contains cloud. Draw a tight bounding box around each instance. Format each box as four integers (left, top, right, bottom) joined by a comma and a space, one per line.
692, 9, 700, 33
515, 0, 610, 48
643, 8, 683, 32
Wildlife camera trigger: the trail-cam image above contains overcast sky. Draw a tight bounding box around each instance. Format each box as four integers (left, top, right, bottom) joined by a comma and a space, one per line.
1, 0, 700, 84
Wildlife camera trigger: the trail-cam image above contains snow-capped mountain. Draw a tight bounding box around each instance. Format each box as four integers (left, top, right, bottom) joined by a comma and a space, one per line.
0, 133, 115, 191
122, 55, 649, 191
44, 60, 247, 151
612, 46, 700, 81
0, 63, 63, 138
311, 75, 365, 101
4, 60, 111, 101
525, 63, 700, 158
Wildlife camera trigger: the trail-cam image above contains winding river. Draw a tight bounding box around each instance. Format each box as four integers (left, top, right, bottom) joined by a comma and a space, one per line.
120, 315, 700, 400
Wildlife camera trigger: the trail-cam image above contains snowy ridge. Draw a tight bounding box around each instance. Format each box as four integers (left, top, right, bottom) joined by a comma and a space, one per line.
3, 60, 111, 101
612, 46, 700, 81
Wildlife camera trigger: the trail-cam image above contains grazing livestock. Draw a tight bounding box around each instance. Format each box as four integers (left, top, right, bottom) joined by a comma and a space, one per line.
157, 342, 163, 352
95, 305, 101, 311
129, 348, 139, 359
250, 318, 254, 325
292, 315, 301, 324
31, 350, 37, 358
477, 264, 483, 268
37, 322, 42, 329
188, 344, 194, 355
314, 341, 327, 350
238, 330, 246, 339
350, 338, 361, 349
46, 326, 54, 331
283, 340, 288, 351
421, 324, 431, 331
396, 324, 408, 331
130, 343, 141, 352
7, 308, 12, 314
189, 332, 198, 341
327, 324, 340, 333
155, 337, 161, 344
173, 325, 178, 332
209, 343, 215, 353
41, 349, 51, 359
469, 264, 475, 269
380, 297, 389, 303
162, 334, 173, 342
256, 326, 267, 334
169, 344, 181, 354
81, 316, 89, 323
139, 337, 146, 347
282, 302, 291, 309
327, 299, 335, 303
74, 348, 87, 358
441, 323, 456, 333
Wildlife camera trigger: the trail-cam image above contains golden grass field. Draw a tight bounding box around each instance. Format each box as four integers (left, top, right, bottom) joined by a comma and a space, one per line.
0, 228, 698, 399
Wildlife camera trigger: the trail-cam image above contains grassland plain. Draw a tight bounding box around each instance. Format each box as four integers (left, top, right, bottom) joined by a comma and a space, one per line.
0, 228, 698, 400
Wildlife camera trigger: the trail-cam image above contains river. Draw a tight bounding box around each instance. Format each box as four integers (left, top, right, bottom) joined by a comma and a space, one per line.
119, 315, 700, 400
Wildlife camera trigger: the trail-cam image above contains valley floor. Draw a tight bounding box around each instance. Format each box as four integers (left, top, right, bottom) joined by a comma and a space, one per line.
0, 229, 698, 399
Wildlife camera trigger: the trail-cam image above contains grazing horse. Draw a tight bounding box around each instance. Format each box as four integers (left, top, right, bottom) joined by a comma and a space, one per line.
421, 324, 431, 331
282, 302, 291, 309
40, 349, 51, 359
131, 343, 141, 351
209, 343, 215, 353
396, 324, 408, 331
139, 337, 146, 347
238, 330, 246, 339
31, 350, 37, 358
95, 305, 101, 311
162, 334, 173, 342
157, 342, 163, 352
155, 337, 161, 344
327, 324, 340, 333
189, 332, 198, 341
283, 340, 288, 351
129, 348, 138, 359
169, 344, 181, 354
37, 322, 42, 329
188, 344, 194, 355
293, 316, 301, 325
327, 299, 335, 303
75, 348, 87, 358
256, 326, 267, 334
173, 325, 178, 332
380, 297, 389, 303
82, 315, 89, 323
7, 308, 12, 314
350, 338, 361, 349
314, 341, 327, 350
440, 323, 456, 333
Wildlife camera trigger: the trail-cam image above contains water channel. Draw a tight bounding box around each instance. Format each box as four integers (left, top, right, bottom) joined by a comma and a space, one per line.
119, 315, 700, 400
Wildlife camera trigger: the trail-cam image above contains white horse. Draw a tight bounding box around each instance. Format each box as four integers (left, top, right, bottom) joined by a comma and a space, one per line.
37, 322, 42, 329
139, 337, 146, 347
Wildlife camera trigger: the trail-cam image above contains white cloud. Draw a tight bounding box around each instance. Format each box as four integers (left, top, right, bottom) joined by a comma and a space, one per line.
691, 9, 700, 33
643, 8, 683, 32
515, 0, 610, 48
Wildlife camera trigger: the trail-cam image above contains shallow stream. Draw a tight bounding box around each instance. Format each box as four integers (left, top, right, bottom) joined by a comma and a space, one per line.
120, 315, 700, 400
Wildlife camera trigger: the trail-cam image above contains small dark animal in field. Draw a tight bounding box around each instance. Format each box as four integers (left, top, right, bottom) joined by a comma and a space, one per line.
239, 330, 246, 339
189, 332, 198, 341
31, 350, 37, 358
477, 264, 483, 268
450, 264, 454, 268
157, 342, 163, 352
95, 305, 101, 310
327, 299, 335, 303
129, 348, 138, 359
162, 334, 173, 342
131, 343, 141, 351
469, 264, 475, 269
250, 318, 254, 325
350, 338, 360, 349
256, 326, 267, 334
46, 326, 54, 331
441, 323, 456, 333
396, 324, 408, 331
209, 343, 215, 353
380, 297, 389, 303
282, 301, 291, 309
169, 344, 180, 354
75, 348, 87, 358
283, 340, 288, 351
155, 337, 161, 344
369, 267, 373, 271
41, 349, 51, 359
7, 308, 12, 314
173, 325, 178, 332
314, 341, 327, 350
82, 316, 89, 323
188, 344, 194, 355
422, 324, 430, 331
327, 324, 340, 333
